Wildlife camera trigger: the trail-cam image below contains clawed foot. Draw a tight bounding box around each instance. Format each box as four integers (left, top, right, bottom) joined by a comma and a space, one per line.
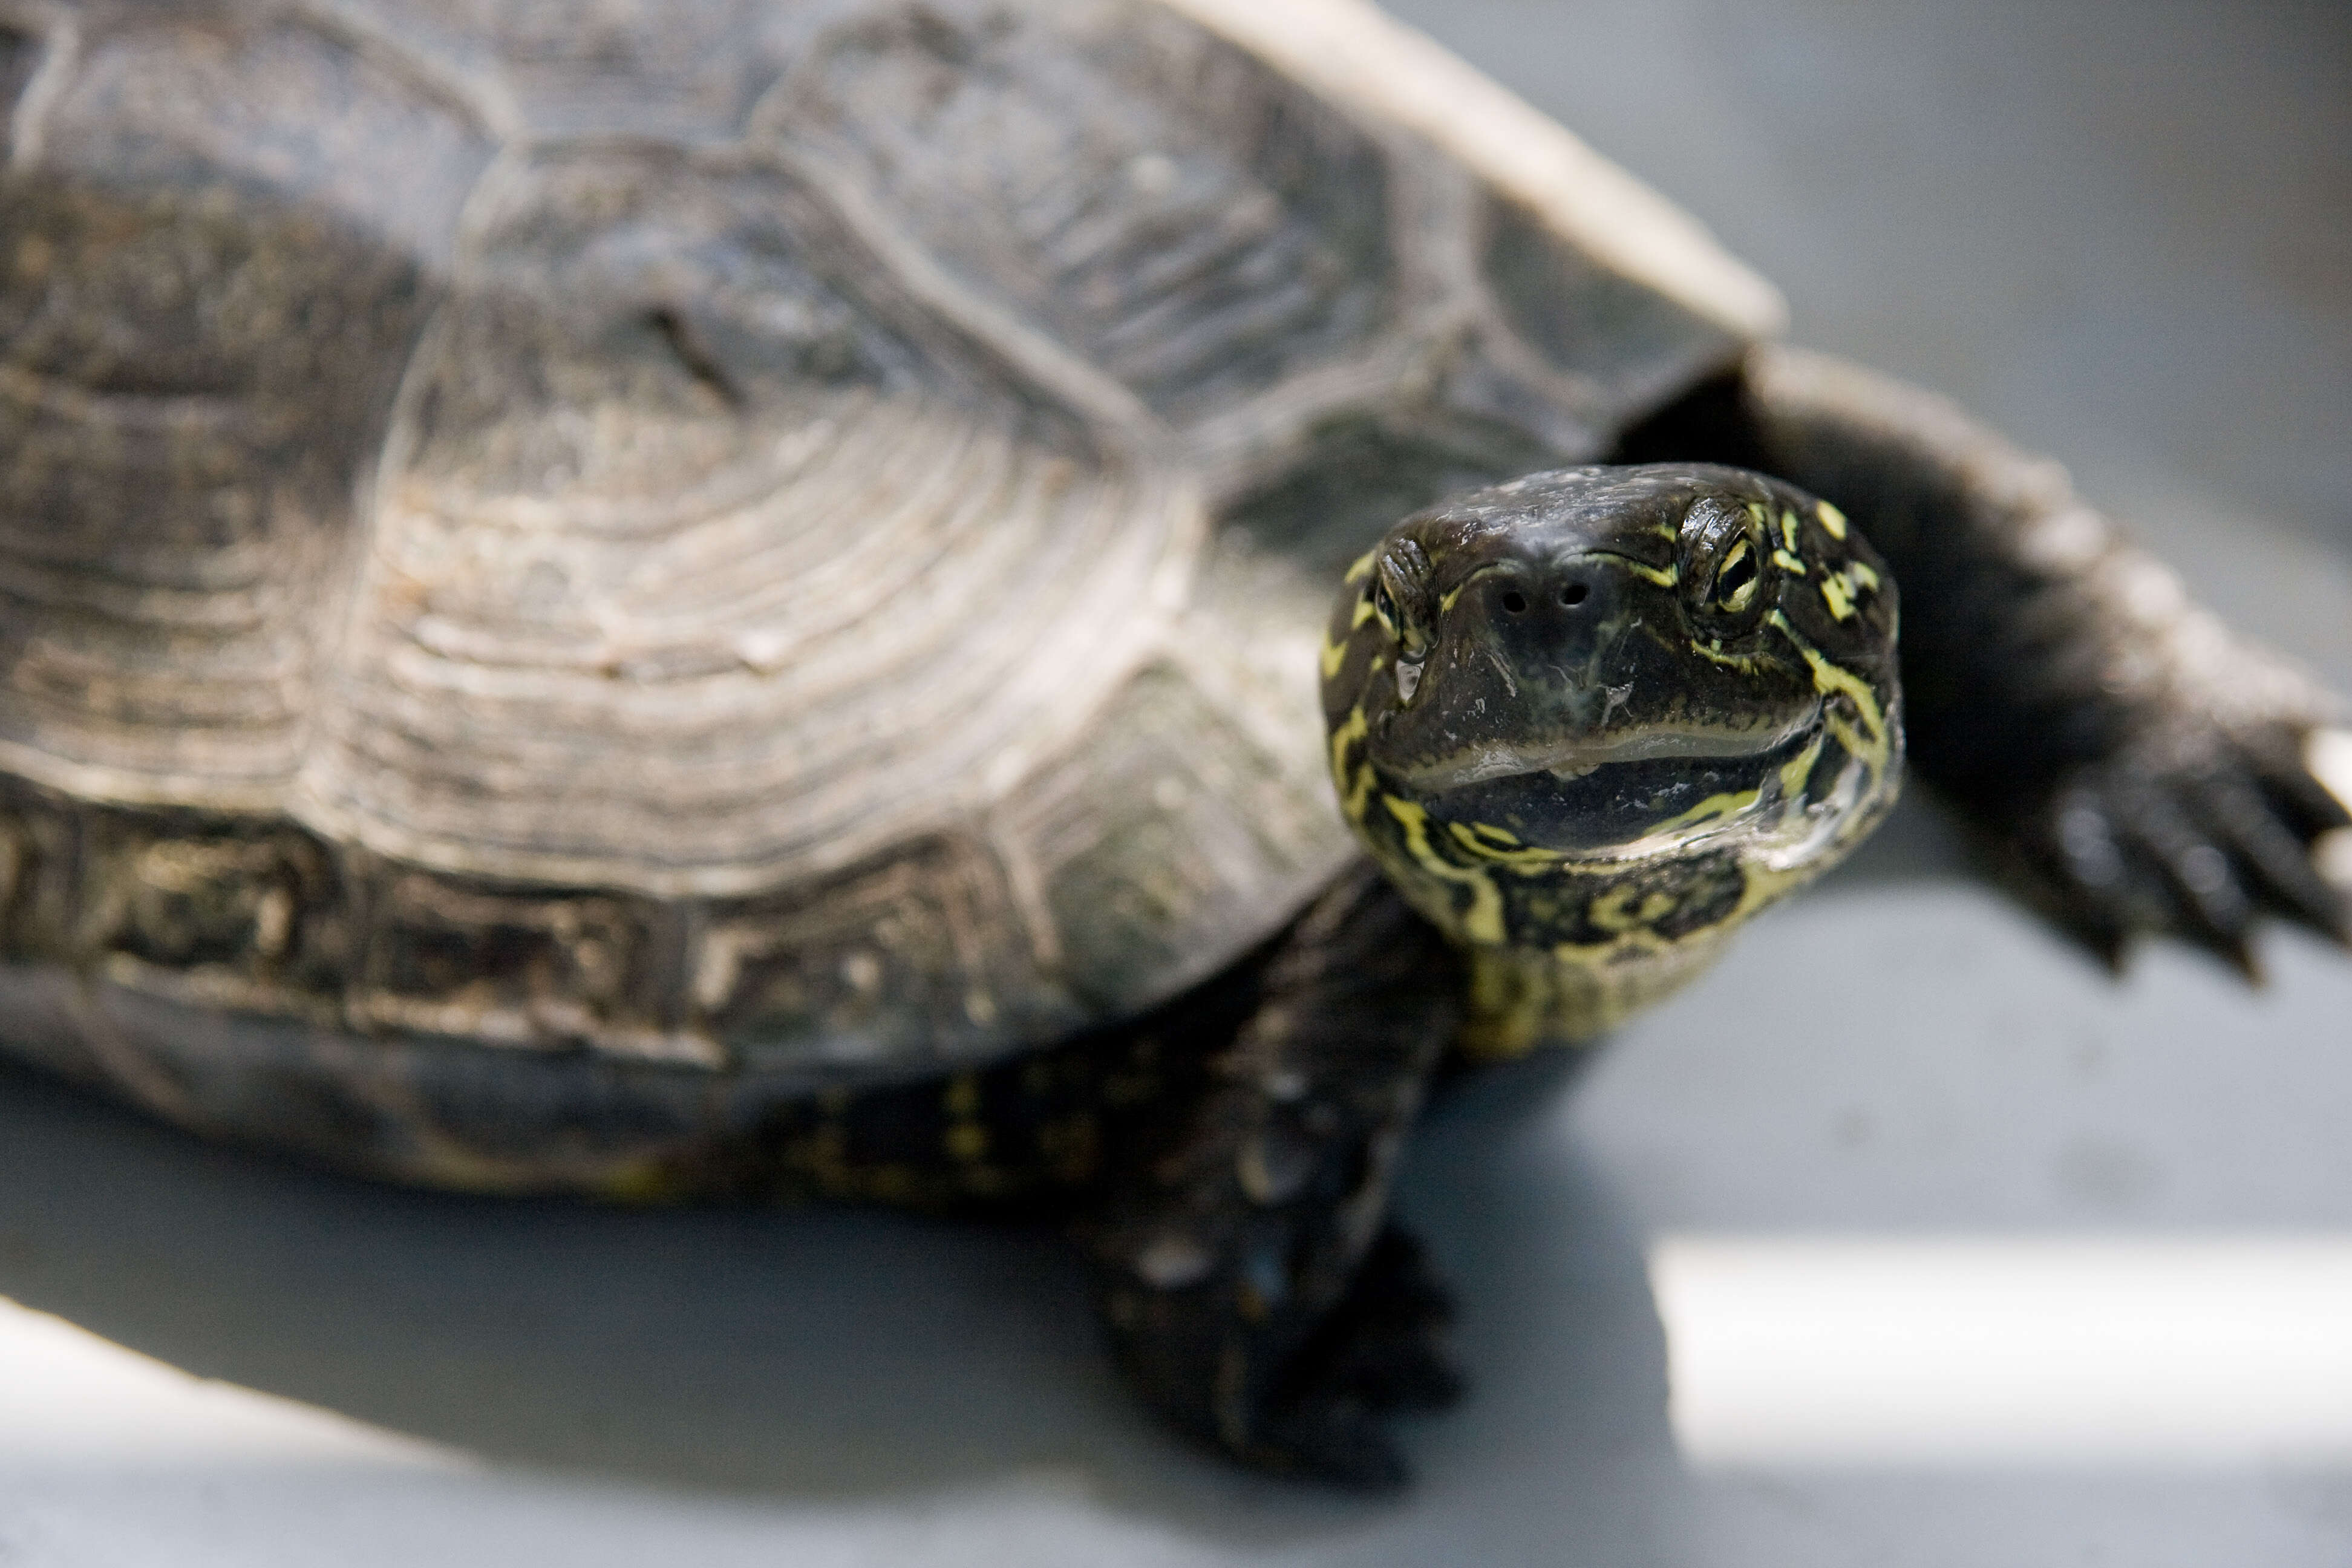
1249, 1227, 1465, 1488
1100, 1224, 1464, 1489
2004, 722, 2351, 975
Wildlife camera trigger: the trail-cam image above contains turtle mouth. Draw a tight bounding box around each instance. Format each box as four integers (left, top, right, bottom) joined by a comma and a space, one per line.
1392, 701, 1823, 794
1407, 705, 1827, 856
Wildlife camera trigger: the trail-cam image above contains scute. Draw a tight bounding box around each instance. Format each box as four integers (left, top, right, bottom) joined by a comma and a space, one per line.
334, 0, 802, 141
290, 136, 1197, 896
768, 0, 1396, 426
0, 8, 486, 805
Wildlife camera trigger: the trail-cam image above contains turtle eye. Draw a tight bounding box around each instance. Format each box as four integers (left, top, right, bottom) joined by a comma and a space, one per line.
1680, 495, 1771, 631
1711, 537, 1759, 614
1371, 544, 1433, 661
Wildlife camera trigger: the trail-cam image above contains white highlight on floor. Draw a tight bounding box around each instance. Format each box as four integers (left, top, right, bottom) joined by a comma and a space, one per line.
2311, 728, 2352, 889
0, 1295, 465, 1468
2307, 727, 2352, 813
1651, 1235, 2352, 1467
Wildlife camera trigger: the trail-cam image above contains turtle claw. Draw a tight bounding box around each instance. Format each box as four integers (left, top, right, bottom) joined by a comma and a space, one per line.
1246, 1228, 1461, 1488
2190, 757, 2351, 947
2013, 722, 2352, 971
1290, 1227, 1465, 1414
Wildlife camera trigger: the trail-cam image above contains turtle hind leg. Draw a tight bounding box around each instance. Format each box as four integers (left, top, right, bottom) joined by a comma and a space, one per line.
1619, 348, 2352, 973
1085, 861, 1466, 1488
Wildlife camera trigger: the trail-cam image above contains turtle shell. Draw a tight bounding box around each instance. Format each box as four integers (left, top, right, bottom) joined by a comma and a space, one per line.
0, 0, 1776, 1174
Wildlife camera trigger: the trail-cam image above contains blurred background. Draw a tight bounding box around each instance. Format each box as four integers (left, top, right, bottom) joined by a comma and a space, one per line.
2, 1, 2349, 1563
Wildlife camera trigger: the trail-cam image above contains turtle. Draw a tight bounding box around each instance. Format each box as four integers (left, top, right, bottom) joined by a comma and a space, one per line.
1, 0, 2347, 1489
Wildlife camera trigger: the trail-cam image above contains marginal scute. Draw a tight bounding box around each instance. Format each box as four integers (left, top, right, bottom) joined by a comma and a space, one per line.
765, 0, 1394, 426
79, 814, 348, 1014
48, 14, 492, 268
1479, 189, 1747, 420
353, 872, 707, 1060
695, 833, 1083, 1078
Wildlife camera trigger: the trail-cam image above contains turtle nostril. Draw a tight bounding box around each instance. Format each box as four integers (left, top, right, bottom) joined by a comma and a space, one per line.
1558, 581, 1589, 607
1500, 590, 1529, 614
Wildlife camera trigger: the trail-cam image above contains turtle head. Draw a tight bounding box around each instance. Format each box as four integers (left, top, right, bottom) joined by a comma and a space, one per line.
1322, 463, 1902, 959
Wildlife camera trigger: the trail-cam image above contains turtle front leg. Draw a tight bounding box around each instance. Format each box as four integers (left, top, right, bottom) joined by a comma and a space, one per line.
1621, 346, 2352, 970
1084, 862, 1466, 1487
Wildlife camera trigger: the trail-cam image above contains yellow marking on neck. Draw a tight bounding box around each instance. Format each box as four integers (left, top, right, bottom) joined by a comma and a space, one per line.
1448, 820, 1568, 871
1326, 705, 1364, 779
1777, 728, 1828, 797
1382, 795, 1506, 943
1323, 598, 1381, 678
1780, 509, 1803, 552
1461, 949, 1552, 1058
1818, 572, 1855, 619
1650, 785, 1762, 838
1590, 884, 1681, 933
1848, 560, 1880, 590
1772, 547, 1808, 575
1327, 706, 1377, 824
1768, 610, 1892, 779
1816, 499, 1849, 540
1458, 924, 1733, 1057
1344, 547, 1379, 584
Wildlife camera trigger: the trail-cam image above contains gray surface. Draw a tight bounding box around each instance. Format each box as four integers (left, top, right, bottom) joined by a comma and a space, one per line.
5, 0, 2352, 1562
